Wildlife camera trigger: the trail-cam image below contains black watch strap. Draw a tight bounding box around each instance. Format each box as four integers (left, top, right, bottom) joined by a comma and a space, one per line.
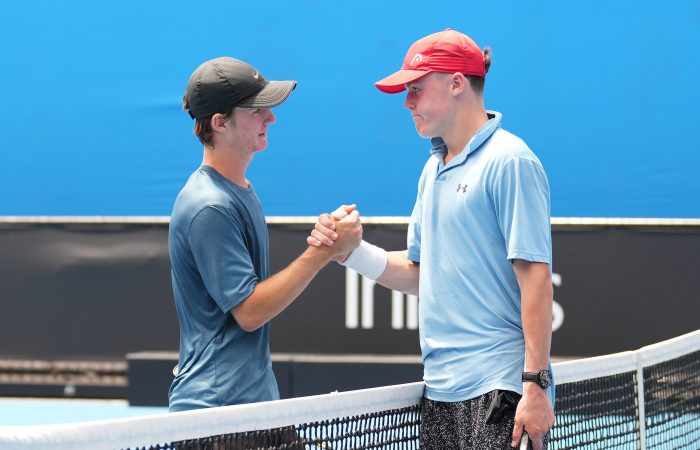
522, 369, 552, 389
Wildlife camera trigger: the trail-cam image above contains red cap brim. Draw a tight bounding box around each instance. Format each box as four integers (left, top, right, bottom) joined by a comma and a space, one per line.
375, 69, 431, 94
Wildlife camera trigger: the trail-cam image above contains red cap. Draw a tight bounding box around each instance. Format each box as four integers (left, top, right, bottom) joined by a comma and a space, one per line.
375, 29, 486, 94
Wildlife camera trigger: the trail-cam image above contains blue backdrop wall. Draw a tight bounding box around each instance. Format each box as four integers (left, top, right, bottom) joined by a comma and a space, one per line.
2, 0, 699, 217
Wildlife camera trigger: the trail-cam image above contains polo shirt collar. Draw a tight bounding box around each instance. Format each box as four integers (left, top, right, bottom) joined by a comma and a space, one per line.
429, 110, 502, 167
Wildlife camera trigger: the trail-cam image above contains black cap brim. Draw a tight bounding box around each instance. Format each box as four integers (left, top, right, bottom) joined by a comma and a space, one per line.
238, 80, 297, 109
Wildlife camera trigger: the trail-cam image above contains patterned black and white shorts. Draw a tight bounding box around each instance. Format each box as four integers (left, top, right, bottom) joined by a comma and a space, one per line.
420, 391, 549, 450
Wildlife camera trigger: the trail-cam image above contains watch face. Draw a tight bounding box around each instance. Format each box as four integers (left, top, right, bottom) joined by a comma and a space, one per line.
539, 370, 552, 388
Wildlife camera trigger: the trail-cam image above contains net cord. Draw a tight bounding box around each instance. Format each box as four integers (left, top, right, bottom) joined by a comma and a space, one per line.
553, 329, 700, 384
0, 382, 424, 450
636, 328, 700, 367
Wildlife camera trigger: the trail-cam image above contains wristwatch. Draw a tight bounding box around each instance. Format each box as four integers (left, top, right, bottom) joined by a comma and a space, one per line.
522, 369, 552, 389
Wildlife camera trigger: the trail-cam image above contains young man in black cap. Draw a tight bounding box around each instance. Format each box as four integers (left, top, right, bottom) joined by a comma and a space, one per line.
168, 57, 361, 412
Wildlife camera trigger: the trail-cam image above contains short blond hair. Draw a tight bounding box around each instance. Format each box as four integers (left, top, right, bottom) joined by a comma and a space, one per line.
183, 96, 235, 147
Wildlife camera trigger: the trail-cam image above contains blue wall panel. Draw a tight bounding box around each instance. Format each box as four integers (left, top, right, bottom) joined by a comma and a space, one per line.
1, 1, 698, 217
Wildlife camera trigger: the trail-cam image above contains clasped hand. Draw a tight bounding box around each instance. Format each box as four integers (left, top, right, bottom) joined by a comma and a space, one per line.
308, 204, 360, 261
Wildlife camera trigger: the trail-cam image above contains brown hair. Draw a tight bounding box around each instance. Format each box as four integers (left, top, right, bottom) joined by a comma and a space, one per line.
183, 96, 235, 147
465, 47, 492, 95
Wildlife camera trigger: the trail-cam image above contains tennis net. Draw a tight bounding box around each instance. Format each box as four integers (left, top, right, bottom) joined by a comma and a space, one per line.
551, 329, 700, 449
0, 329, 698, 450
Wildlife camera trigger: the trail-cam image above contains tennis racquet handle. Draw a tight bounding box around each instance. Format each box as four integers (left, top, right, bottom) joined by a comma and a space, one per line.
520, 431, 532, 450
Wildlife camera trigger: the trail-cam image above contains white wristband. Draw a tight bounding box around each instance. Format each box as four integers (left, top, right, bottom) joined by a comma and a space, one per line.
339, 240, 388, 280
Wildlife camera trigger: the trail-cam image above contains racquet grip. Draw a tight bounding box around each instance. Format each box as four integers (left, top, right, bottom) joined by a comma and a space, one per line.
520, 431, 532, 450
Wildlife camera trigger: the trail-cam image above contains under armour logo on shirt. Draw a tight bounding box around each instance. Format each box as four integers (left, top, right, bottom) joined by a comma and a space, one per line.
457, 184, 468, 193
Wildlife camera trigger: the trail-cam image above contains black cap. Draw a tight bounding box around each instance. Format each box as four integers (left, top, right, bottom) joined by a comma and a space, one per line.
184, 57, 296, 119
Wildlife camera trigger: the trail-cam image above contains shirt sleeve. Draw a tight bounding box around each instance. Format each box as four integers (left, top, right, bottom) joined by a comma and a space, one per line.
407, 172, 427, 263
188, 204, 258, 313
492, 157, 552, 264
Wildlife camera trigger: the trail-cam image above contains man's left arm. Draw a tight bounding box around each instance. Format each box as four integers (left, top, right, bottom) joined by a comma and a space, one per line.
511, 259, 555, 450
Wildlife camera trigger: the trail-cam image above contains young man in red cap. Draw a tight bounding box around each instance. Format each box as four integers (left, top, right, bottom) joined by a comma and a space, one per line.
168, 57, 361, 413
310, 30, 555, 449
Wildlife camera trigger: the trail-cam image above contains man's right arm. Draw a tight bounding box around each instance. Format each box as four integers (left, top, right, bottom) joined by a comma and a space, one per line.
377, 250, 419, 296
308, 209, 419, 296
232, 211, 361, 332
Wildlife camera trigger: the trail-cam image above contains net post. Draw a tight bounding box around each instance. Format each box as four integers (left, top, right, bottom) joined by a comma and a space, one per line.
636, 354, 647, 450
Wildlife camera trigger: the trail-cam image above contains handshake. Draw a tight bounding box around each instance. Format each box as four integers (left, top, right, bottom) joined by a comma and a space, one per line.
307, 204, 362, 262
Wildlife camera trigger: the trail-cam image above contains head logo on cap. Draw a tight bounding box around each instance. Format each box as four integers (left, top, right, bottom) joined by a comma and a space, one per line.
410, 53, 423, 67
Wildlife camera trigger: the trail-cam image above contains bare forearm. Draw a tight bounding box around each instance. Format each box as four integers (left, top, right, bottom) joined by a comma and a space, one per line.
233, 210, 362, 332
514, 260, 553, 371
523, 294, 552, 371
512, 260, 555, 450
232, 247, 332, 332
377, 250, 420, 296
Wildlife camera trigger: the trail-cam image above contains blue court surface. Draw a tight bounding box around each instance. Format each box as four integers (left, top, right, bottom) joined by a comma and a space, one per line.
0, 397, 168, 426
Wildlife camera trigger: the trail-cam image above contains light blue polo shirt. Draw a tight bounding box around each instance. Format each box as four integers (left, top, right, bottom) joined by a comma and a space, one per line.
168, 166, 278, 412
407, 111, 553, 402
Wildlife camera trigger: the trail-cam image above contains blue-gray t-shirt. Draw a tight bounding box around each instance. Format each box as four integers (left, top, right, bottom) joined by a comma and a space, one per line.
168, 166, 278, 412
